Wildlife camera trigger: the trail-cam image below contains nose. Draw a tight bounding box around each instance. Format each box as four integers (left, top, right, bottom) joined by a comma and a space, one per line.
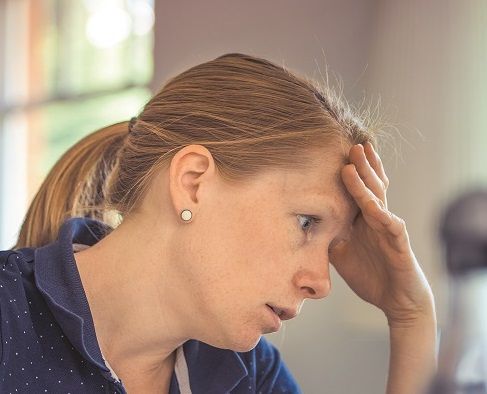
293, 261, 332, 300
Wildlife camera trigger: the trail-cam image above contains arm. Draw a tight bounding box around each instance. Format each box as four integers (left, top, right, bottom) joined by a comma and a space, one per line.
331, 142, 439, 393
386, 302, 437, 394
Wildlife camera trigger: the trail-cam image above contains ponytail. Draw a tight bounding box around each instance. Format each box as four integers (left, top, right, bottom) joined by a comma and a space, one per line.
13, 120, 130, 249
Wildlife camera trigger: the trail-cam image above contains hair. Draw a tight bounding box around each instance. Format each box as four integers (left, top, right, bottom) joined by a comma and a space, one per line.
13, 52, 382, 250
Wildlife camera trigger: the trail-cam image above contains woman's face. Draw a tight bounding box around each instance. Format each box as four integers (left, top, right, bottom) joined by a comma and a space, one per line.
169, 147, 359, 352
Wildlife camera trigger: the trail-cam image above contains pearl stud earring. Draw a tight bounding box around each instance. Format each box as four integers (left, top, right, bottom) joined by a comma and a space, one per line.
180, 209, 192, 222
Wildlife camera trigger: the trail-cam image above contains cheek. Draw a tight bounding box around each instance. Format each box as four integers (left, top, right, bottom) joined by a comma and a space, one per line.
234, 213, 291, 271
184, 218, 296, 347
184, 199, 296, 311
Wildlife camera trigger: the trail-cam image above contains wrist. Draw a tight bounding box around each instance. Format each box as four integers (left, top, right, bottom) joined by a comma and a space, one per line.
385, 291, 436, 330
388, 306, 438, 364
387, 308, 436, 331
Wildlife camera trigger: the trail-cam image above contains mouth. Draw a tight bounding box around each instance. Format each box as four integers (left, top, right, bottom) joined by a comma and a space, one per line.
265, 304, 298, 321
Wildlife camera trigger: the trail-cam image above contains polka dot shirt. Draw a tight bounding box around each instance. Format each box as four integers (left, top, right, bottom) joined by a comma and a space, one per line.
0, 217, 301, 393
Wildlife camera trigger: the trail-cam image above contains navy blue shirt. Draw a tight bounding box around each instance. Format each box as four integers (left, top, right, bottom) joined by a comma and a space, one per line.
0, 217, 301, 393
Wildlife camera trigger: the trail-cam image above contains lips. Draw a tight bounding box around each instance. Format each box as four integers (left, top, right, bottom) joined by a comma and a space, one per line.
266, 304, 298, 321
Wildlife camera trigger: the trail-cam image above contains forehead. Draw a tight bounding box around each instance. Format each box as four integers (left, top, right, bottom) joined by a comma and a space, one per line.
274, 146, 359, 223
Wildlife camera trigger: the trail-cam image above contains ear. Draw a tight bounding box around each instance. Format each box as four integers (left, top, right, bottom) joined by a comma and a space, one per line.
168, 144, 216, 220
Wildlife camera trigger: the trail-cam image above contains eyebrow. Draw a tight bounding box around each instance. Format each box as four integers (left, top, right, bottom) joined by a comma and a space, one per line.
321, 201, 340, 222
313, 192, 359, 227
303, 157, 361, 225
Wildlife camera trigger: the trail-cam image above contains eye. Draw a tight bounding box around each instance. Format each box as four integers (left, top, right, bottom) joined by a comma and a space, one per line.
297, 214, 322, 234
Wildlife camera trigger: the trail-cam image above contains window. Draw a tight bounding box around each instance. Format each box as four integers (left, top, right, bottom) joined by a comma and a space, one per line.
0, 0, 155, 249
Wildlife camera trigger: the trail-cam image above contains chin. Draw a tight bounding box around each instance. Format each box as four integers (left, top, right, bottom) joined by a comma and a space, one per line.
207, 324, 262, 353
228, 319, 265, 352
225, 336, 260, 353
226, 335, 262, 352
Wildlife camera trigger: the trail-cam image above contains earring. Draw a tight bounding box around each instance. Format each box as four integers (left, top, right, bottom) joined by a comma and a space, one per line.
180, 209, 192, 222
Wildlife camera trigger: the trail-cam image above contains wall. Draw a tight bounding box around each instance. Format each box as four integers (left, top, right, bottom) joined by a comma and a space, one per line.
152, 1, 487, 392
152, 1, 392, 393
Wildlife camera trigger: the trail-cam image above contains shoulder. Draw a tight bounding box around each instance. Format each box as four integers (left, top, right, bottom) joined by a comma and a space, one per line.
0, 247, 38, 370
0, 249, 17, 265
0, 247, 35, 295
238, 336, 302, 393
0, 247, 35, 285
0, 247, 36, 331
0, 247, 35, 268
0, 249, 22, 286
0, 249, 19, 365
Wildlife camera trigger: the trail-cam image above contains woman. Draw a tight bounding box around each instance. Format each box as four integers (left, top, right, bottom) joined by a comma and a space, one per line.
0, 53, 436, 393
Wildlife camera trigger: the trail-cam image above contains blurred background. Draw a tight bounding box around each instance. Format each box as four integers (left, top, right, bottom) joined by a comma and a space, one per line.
0, 0, 486, 393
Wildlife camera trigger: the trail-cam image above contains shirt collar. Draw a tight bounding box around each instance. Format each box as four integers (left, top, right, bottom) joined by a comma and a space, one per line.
33, 217, 113, 377
32, 216, 248, 392
182, 340, 248, 393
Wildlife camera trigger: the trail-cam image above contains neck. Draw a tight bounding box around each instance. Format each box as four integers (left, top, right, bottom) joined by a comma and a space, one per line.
73, 215, 192, 380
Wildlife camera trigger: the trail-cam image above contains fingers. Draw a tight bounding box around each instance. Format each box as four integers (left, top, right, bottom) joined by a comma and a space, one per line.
348, 143, 387, 205
364, 142, 389, 189
341, 164, 388, 232
341, 150, 409, 251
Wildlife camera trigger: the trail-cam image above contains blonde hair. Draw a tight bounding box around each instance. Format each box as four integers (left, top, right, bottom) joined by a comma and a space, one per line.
14, 53, 379, 249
